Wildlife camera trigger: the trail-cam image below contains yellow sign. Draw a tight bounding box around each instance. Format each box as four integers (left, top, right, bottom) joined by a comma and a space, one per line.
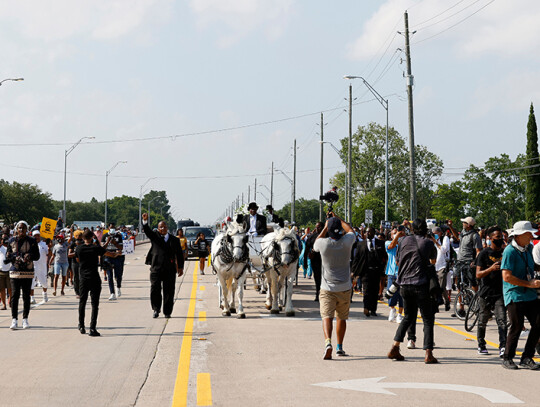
40, 217, 57, 239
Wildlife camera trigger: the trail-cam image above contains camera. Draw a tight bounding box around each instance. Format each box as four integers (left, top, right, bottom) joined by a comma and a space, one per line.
320, 187, 339, 216
384, 281, 400, 299
397, 225, 405, 232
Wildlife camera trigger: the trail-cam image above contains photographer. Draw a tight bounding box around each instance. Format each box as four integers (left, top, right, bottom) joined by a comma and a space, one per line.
5, 221, 40, 330
313, 213, 355, 360
101, 223, 124, 301
387, 219, 438, 364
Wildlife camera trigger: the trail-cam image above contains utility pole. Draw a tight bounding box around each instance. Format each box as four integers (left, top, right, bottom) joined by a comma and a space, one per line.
404, 11, 417, 220
292, 139, 297, 224
319, 113, 324, 222
254, 178, 257, 202
348, 83, 353, 223
270, 161, 274, 207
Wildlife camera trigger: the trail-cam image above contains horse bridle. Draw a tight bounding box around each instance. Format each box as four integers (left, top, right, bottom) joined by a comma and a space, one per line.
268, 237, 299, 273
211, 236, 249, 274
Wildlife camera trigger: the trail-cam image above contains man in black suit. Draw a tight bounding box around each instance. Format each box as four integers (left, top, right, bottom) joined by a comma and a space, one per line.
243, 202, 267, 236
265, 205, 279, 223
142, 213, 184, 319
352, 227, 388, 317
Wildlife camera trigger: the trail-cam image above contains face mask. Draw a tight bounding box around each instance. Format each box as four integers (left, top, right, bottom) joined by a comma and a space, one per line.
434, 234, 439, 240
511, 239, 526, 252
492, 239, 504, 247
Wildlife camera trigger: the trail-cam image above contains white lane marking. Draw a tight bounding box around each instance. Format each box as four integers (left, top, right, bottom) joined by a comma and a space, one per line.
313, 377, 523, 404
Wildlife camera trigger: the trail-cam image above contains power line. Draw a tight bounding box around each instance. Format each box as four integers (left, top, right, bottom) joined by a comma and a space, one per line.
414, 0, 496, 45
412, 0, 468, 29
415, 0, 484, 31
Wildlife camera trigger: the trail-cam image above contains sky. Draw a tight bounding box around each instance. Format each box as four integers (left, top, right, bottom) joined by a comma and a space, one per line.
0, 0, 539, 225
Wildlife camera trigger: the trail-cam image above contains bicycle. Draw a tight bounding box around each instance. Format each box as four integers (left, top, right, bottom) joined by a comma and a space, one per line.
464, 291, 480, 331
452, 262, 476, 321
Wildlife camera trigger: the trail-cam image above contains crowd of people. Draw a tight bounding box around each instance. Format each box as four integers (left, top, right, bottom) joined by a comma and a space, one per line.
0, 220, 138, 334
296, 214, 540, 370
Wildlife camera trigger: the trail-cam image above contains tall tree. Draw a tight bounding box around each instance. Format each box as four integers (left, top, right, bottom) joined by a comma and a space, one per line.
525, 103, 540, 220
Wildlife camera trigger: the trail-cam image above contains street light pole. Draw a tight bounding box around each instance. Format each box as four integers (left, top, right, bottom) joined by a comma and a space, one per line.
105, 160, 127, 226
344, 75, 389, 221
348, 84, 352, 223
63, 136, 95, 224
138, 177, 156, 232
0, 78, 24, 86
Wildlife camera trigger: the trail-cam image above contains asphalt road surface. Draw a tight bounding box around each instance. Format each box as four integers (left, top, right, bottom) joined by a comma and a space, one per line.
1, 245, 539, 407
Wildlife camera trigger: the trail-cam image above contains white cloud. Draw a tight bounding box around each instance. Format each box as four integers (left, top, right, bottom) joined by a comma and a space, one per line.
0, 0, 172, 42
347, 0, 540, 60
189, 0, 294, 47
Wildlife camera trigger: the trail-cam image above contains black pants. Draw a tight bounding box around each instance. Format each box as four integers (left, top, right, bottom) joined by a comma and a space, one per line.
312, 260, 322, 296
72, 261, 80, 296
394, 284, 435, 350
504, 299, 540, 360
150, 270, 176, 316
477, 296, 507, 348
10, 278, 32, 319
362, 272, 380, 312
79, 277, 102, 330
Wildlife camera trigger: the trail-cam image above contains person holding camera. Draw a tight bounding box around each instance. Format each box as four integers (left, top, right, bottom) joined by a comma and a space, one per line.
475, 226, 507, 356
500, 221, 540, 370
313, 214, 355, 360
101, 223, 124, 301
5, 221, 40, 330
387, 219, 438, 364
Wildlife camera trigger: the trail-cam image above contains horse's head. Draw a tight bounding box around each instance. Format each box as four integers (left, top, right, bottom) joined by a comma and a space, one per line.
273, 228, 299, 266
226, 231, 248, 262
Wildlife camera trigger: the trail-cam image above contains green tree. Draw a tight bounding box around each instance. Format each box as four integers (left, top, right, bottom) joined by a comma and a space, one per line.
0, 180, 55, 225
276, 198, 321, 228
330, 122, 443, 222
430, 182, 467, 223
525, 103, 540, 219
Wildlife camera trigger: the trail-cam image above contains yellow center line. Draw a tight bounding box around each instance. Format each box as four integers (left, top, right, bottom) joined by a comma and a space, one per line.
200, 286, 206, 291
198, 311, 206, 322
172, 261, 199, 407
197, 373, 213, 406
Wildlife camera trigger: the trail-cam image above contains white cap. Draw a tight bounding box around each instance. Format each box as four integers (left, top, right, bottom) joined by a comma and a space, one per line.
509, 221, 538, 237
460, 216, 476, 226
32, 230, 40, 236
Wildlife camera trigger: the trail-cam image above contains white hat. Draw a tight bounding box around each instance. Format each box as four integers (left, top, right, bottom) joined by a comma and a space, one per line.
32, 230, 40, 236
509, 221, 538, 237
460, 216, 476, 226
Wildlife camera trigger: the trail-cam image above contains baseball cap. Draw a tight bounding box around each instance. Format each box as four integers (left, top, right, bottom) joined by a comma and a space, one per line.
460, 216, 476, 226
327, 217, 343, 240
32, 230, 40, 236
509, 221, 538, 237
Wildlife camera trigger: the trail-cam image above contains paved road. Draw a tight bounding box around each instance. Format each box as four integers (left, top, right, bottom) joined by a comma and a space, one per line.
2, 245, 540, 406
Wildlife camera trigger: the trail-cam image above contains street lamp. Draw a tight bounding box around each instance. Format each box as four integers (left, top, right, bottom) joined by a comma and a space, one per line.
275, 169, 295, 224
0, 78, 24, 86
147, 195, 164, 227
344, 75, 390, 222
320, 141, 348, 222
138, 177, 156, 232
63, 137, 95, 223
105, 161, 127, 226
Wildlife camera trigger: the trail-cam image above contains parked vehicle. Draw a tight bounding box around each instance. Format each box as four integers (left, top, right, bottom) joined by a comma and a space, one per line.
184, 226, 215, 258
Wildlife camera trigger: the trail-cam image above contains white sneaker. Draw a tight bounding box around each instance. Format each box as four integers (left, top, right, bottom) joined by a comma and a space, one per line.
30, 296, 36, 304
396, 313, 404, 324
407, 340, 416, 349
116, 288, 121, 297
22, 319, 29, 329
43, 293, 49, 302
388, 308, 397, 322
10, 319, 17, 330
108, 293, 117, 301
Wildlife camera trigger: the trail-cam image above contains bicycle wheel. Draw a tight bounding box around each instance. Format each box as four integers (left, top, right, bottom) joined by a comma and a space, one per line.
464, 293, 480, 332
453, 291, 466, 320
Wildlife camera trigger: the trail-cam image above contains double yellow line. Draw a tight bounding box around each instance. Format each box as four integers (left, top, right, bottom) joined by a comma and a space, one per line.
172, 263, 212, 406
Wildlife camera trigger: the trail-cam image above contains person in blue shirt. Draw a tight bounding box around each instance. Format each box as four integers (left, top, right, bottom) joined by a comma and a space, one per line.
501, 221, 540, 370
386, 228, 405, 323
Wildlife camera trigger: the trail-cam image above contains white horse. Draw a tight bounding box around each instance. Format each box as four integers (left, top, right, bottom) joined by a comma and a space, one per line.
260, 228, 299, 316
211, 224, 250, 318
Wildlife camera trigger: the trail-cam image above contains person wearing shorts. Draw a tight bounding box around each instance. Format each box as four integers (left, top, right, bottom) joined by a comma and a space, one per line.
49, 234, 71, 296
313, 214, 355, 360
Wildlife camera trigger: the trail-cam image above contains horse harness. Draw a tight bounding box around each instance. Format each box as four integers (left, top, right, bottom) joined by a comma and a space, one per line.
211, 237, 250, 275
265, 237, 299, 275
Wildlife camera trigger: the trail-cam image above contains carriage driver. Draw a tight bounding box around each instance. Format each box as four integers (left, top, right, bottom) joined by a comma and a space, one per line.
243, 202, 267, 236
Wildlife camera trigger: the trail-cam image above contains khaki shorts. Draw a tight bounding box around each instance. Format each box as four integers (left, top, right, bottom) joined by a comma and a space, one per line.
320, 289, 351, 320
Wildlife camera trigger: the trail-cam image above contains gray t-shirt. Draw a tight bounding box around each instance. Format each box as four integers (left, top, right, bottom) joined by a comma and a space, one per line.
52, 242, 69, 264
313, 232, 355, 292
457, 229, 482, 262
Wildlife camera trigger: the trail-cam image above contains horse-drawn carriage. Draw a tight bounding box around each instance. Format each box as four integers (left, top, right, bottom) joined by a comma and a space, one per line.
211, 222, 299, 318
